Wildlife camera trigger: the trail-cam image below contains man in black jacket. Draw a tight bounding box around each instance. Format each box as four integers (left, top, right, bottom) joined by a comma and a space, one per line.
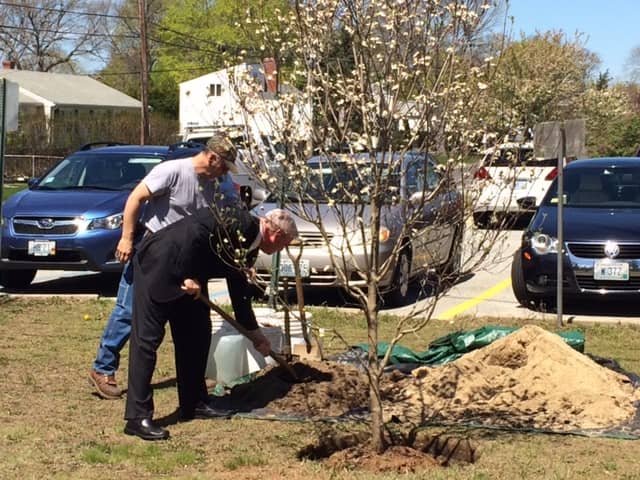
124, 205, 298, 440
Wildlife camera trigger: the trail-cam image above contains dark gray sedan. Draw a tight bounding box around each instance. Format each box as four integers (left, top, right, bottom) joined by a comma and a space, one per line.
512, 157, 640, 309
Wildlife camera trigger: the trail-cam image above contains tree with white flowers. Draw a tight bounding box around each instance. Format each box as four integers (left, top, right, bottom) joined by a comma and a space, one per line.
223, 0, 508, 453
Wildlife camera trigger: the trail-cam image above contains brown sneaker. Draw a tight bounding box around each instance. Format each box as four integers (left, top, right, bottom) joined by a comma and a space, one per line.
89, 370, 123, 399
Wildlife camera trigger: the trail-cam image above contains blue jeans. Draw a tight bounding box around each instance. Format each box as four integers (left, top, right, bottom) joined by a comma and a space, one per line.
92, 261, 134, 375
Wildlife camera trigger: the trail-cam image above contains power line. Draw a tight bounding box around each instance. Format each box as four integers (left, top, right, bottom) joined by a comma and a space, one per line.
0, 23, 232, 56
0, 1, 247, 52
0, 24, 139, 39
93, 66, 214, 76
0, 1, 136, 20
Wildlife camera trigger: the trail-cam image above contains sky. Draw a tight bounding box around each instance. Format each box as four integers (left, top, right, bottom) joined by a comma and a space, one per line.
505, 0, 639, 81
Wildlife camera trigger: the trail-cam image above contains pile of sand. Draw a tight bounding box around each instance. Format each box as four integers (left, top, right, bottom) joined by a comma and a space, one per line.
384, 324, 639, 431
226, 324, 638, 433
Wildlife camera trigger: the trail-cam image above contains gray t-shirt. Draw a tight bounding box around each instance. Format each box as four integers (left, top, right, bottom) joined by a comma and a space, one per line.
142, 157, 216, 233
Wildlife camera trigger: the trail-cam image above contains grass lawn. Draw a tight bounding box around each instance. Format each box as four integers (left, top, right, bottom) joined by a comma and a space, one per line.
2, 183, 26, 202
1, 296, 639, 479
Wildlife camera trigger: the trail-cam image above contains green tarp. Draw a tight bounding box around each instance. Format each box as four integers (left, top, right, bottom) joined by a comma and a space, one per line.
357, 326, 585, 366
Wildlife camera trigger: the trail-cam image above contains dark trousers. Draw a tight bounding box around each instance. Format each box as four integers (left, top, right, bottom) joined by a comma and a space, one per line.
125, 272, 211, 421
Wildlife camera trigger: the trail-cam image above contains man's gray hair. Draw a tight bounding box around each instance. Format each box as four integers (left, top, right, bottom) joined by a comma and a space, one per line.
265, 209, 298, 239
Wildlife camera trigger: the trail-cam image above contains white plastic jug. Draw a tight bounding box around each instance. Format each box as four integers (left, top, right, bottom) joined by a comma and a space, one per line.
206, 331, 249, 384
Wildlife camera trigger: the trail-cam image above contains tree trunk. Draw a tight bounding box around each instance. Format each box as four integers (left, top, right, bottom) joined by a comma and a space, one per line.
367, 287, 386, 454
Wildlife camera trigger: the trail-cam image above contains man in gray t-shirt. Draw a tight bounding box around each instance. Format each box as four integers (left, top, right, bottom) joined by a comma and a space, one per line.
89, 133, 255, 400
141, 157, 219, 233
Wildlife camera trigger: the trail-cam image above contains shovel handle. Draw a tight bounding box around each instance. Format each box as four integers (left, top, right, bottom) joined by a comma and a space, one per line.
198, 294, 298, 380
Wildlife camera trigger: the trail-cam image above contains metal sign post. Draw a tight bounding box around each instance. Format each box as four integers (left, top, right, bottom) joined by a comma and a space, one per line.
534, 119, 586, 328
0, 79, 6, 209
556, 125, 565, 326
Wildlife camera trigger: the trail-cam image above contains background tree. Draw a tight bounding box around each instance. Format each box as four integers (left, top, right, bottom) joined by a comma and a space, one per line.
0, 0, 112, 72
144, 0, 291, 116
479, 30, 599, 140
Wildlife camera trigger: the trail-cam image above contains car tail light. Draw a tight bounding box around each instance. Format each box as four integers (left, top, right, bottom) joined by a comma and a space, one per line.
474, 166, 491, 180
545, 168, 558, 181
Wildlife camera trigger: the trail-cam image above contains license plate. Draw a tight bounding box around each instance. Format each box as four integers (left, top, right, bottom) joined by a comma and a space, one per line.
278, 258, 310, 278
594, 260, 629, 281
28, 240, 56, 256
514, 179, 530, 191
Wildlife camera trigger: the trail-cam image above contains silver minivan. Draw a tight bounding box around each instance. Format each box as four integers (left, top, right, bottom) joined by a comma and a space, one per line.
253, 151, 463, 306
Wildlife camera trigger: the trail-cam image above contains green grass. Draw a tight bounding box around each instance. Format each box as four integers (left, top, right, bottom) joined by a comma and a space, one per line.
1, 296, 640, 479
2, 183, 26, 202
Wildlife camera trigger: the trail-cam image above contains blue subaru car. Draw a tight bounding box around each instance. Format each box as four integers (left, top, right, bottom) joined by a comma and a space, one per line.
0, 141, 217, 288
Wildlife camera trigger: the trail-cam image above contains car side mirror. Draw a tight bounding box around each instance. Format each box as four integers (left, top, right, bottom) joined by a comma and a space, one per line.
27, 178, 39, 189
252, 189, 267, 202
240, 186, 253, 209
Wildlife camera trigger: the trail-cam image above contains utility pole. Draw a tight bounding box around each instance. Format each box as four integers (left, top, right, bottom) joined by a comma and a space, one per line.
138, 0, 150, 145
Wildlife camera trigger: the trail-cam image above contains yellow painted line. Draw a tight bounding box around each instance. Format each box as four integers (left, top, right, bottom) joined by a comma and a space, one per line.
438, 278, 512, 320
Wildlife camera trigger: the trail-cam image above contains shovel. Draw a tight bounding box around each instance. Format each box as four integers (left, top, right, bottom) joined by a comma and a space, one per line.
198, 294, 298, 381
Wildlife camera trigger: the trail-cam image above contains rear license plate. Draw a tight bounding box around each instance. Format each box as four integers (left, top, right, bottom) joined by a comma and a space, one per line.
28, 240, 56, 256
514, 179, 530, 191
594, 260, 629, 281
278, 258, 310, 278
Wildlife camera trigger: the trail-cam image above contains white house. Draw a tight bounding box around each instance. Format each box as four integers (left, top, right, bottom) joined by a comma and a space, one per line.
0, 62, 141, 126
179, 59, 311, 145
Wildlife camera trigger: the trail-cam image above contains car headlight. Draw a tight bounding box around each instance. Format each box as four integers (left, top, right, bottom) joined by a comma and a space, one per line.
530, 232, 558, 255
362, 226, 392, 245
88, 213, 123, 230
336, 226, 392, 248
378, 226, 390, 243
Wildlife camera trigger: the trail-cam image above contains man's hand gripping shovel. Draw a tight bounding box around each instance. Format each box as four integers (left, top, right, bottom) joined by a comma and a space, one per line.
198, 294, 298, 381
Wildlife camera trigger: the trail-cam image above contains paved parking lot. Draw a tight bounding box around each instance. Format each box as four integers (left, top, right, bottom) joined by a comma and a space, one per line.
4, 226, 640, 326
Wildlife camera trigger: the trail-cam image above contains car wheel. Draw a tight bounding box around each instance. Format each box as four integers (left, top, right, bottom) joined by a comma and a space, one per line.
510, 251, 535, 308
0, 269, 37, 289
385, 249, 411, 307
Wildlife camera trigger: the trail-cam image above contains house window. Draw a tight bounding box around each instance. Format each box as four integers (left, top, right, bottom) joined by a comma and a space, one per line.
208, 84, 222, 96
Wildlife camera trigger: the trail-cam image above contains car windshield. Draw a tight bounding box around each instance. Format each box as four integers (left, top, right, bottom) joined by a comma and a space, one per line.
544, 166, 640, 207
285, 160, 400, 203
35, 153, 163, 191
268, 152, 438, 204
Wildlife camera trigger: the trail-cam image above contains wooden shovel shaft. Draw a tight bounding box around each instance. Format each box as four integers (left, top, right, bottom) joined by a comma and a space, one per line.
198, 294, 298, 380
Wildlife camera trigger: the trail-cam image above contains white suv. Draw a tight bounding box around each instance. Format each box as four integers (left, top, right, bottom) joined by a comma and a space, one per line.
472, 142, 560, 227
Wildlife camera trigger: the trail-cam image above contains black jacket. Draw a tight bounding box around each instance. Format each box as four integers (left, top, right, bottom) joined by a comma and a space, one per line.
134, 205, 261, 330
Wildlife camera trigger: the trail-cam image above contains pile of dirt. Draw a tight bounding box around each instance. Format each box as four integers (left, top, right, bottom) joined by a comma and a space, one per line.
386, 324, 640, 431
225, 361, 370, 417
225, 325, 639, 433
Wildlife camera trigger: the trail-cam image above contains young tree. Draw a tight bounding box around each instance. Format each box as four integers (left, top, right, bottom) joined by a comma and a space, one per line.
0, 0, 112, 72
225, 0, 507, 454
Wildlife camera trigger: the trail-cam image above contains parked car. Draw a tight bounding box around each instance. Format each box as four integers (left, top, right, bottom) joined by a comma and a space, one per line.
512, 157, 640, 309
472, 141, 560, 227
0, 141, 265, 289
253, 151, 464, 306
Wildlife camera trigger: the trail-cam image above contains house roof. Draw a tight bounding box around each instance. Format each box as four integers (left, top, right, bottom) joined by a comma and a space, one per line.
0, 70, 141, 109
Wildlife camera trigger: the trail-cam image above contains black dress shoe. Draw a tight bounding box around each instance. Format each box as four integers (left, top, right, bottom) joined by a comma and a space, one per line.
124, 418, 170, 441
192, 401, 234, 419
